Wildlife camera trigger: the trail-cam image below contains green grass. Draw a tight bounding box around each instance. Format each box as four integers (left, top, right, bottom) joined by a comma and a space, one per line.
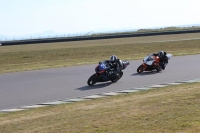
1, 34, 200, 132
0, 82, 200, 133
1, 38, 200, 73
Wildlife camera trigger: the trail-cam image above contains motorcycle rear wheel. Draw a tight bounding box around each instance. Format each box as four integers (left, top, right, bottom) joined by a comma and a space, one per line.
111, 71, 123, 82
111, 77, 118, 83
156, 66, 162, 72
137, 65, 145, 73
118, 71, 123, 79
87, 74, 97, 86
110, 73, 119, 83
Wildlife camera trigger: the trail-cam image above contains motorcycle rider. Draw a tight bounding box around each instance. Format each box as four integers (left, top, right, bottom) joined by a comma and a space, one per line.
100, 55, 123, 78
153, 51, 169, 70
109, 55, 123, 72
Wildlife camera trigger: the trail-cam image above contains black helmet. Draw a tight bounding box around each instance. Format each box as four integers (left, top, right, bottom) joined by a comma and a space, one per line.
110, 55, 117, 62
158, 51, 164, 58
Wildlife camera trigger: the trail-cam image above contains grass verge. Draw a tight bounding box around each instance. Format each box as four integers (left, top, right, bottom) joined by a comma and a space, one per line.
1, 35, 200, 74
0, 82, 200, 133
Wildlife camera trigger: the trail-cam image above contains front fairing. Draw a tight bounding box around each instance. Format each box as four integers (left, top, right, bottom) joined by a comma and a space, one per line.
95, 62, 107, 73
143, 55, 155, 65
95, 62, 110, 81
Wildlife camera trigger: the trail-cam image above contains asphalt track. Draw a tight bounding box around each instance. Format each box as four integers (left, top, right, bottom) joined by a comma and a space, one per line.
0, 54, 200, 110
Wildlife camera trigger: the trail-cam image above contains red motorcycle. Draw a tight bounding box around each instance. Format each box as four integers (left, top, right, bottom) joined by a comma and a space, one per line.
137, 54, 172, 73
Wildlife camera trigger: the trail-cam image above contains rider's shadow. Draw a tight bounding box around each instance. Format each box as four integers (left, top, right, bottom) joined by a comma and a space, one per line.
131, 71, 161, 76
76, 82, 112, 91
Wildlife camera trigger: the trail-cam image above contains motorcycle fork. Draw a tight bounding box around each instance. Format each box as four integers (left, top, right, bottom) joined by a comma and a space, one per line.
143, 63, 148, 69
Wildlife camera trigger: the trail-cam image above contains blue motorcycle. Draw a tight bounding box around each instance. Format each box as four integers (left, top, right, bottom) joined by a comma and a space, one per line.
87, 60, 129, 86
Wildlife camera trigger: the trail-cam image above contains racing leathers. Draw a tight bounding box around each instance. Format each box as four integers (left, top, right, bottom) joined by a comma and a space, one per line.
100, 59, 123, 78
153, 52, 168, 70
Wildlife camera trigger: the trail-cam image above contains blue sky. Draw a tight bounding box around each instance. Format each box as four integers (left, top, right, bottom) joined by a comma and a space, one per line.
0, 0, 200, 38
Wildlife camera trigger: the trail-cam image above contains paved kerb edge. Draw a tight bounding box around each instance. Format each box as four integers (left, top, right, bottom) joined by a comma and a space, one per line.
1, 78, 200, 113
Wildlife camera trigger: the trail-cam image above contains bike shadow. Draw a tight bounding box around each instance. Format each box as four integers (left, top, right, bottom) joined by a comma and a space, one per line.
76, 82, 112, 91
131, 71, 161, 76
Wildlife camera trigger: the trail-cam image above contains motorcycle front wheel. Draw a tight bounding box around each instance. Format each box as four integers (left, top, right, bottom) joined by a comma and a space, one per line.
87, 74, 97, 86
137, 65, 145, 73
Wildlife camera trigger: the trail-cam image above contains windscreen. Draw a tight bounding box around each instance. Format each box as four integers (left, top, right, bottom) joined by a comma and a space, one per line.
99, 63, 107, 70
146, 55, 155, 62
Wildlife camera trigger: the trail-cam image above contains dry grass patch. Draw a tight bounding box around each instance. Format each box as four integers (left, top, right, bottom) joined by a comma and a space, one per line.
0, 82, 200, 133
1, 33, 200, 53
1, 33, 200, 73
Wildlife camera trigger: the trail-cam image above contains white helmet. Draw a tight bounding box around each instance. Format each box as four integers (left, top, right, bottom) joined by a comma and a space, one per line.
110, 55, 117, 62
158, 51, 164, 58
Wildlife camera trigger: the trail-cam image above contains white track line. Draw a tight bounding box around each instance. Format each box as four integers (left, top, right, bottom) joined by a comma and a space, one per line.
1, 78, 200, 113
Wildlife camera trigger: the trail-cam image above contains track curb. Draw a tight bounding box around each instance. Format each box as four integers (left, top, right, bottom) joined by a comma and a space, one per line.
1, 78, 200, 113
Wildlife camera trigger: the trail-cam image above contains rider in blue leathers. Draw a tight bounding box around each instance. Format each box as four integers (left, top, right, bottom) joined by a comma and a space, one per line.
100, 55, 123, 78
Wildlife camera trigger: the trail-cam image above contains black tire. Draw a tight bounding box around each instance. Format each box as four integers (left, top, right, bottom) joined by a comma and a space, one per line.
119, 71, 123, 79
110, 73, 119, 83
87, 74, 97, 86
111, 78, 118, 83
137, 65, 145, 73
111, 71, 123, 83
156, 66, 162, 72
